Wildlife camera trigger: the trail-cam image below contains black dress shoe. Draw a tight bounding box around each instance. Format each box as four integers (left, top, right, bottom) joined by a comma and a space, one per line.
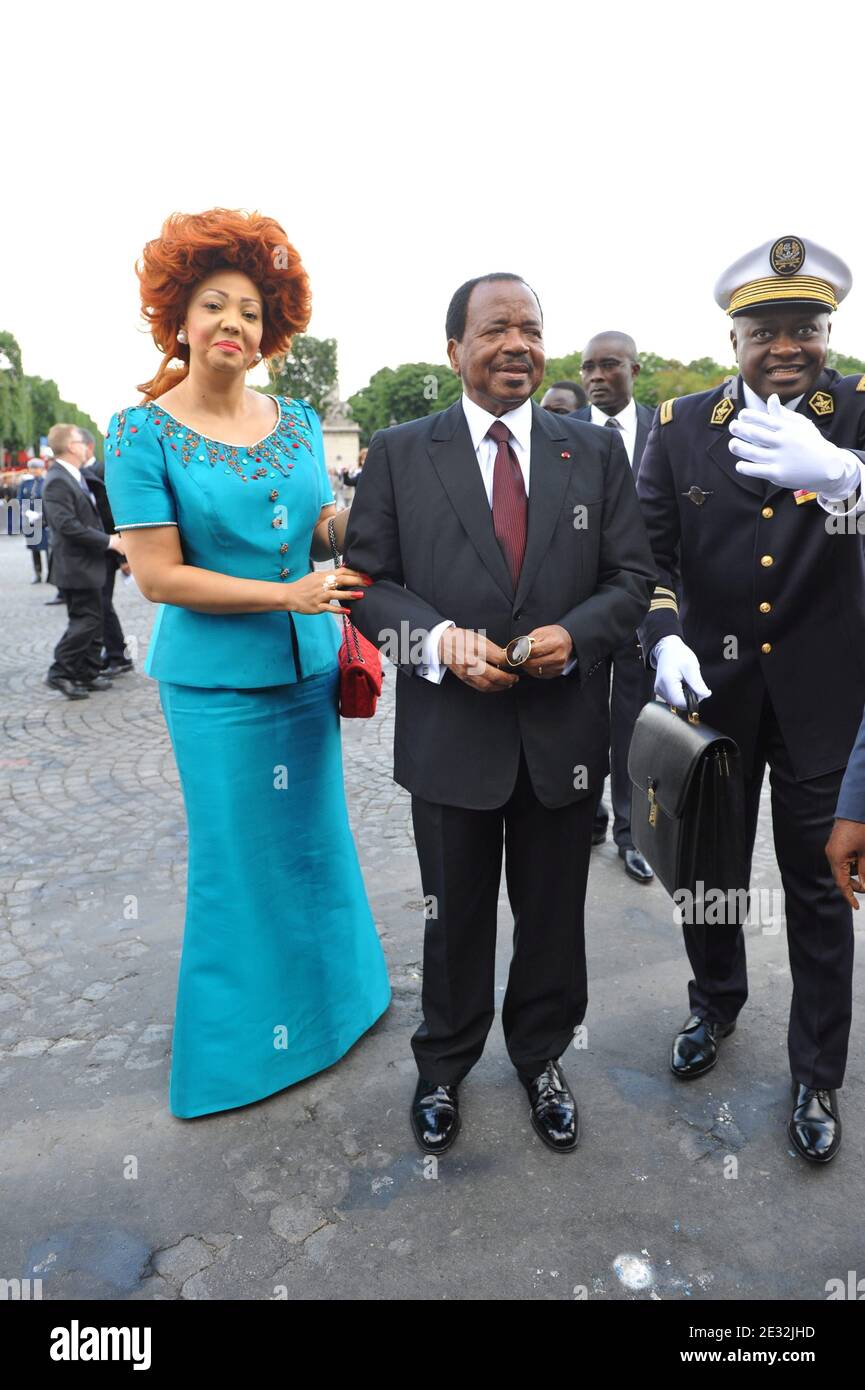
44, 596, 65, 605
591, 822, 608, 846
619, 845, 654, 882
670, 1014, 736, 1079
44, 674, 89, 700
74, 675, 114, 691
410, 1076, 460, 1154
522, 1060, 579, 1151
788, 1083, 841, 1164
101, 659, 134, 676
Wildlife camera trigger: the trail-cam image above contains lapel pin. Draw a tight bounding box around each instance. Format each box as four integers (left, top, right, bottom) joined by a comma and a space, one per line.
684, 486, 713, 506
560, 451, 571, 459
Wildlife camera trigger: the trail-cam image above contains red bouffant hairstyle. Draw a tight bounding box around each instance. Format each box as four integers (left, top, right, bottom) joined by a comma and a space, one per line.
135, 207, 312, 401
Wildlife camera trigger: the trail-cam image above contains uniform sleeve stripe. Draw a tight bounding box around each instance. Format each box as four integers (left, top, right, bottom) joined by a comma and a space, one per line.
649, 599, 679, 612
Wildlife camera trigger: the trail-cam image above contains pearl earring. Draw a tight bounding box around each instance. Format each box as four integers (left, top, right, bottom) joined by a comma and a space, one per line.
177, 329, 188, 345
254, 350, 263, 362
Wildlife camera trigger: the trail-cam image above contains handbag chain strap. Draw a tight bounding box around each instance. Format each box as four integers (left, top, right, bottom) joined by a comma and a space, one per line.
327, 515, 365, 665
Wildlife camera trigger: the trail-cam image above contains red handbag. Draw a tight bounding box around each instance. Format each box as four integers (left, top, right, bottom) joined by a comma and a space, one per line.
328, 518, 383, 718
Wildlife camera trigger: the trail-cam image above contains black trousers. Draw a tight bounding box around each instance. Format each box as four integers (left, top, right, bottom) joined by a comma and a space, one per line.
409, 746, 596, 1085
99, 553, 127, 663
47, 586, 104, 684
594, 639, 655, 847
29, 547, 44, 577
683, 693, 854, 1089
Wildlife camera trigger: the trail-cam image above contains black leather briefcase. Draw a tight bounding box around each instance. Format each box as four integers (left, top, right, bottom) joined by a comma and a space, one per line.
628, 687, 748, 903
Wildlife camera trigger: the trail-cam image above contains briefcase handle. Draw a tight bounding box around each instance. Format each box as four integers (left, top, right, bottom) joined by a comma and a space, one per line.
669, 681, 701, 725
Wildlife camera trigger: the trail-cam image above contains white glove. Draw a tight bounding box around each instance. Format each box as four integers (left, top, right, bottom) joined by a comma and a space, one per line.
728, 393, 861, 498
653, 635, 712, 709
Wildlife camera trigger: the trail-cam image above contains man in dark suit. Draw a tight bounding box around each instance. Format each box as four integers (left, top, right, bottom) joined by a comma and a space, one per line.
40, 423, 125, 700
344, 274, 655, 1155
80, 430, 135, 676
571, 333, 656, 881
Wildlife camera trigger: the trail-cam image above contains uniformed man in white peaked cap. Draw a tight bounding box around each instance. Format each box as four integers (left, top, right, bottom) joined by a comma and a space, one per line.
636, 236, 865, 1163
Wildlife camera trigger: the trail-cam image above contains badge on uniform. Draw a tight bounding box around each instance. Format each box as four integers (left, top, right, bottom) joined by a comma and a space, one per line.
808, 391, 834, 417
794, 489, 818, 505
683, 486, 713, 506
710, 398, 734, 427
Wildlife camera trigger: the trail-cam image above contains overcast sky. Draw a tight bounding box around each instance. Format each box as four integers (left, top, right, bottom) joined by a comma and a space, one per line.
5, 0, 864, 432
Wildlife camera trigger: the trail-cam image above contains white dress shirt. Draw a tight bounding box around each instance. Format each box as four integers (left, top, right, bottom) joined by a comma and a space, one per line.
418, 393, 576, 682
590, 396, 638, 467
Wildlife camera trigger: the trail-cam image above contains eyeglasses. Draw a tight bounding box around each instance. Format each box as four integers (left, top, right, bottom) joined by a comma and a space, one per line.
504, 635, 534, 666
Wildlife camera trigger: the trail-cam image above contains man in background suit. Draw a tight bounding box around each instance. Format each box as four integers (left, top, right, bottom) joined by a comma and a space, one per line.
572, 332, 656, 881
540, 380, 587, 414
80, 429, 135, 676
344, 274, 655, 1155
40, 423, 125, 699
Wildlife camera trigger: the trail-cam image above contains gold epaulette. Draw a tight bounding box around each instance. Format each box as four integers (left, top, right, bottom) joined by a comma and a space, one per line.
649, 585, 678, 614
857, 375, 865, 392
659, 399, 674, 425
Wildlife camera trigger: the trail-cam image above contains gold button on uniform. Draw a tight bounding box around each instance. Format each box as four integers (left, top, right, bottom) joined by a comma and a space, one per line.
761, 555, 773, 567
759, 602, 771, 613
761, 643, 772, 654
761, 506, 774, 519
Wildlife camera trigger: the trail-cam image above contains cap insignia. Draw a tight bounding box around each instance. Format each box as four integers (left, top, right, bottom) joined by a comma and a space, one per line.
770, 237, 806, 276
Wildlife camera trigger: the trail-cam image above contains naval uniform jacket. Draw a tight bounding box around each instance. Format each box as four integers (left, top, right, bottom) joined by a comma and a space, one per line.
637, 368, 865, 781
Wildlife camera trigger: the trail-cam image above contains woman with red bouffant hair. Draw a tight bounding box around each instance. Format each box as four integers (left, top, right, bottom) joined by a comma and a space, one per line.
104, 208, 390, 1119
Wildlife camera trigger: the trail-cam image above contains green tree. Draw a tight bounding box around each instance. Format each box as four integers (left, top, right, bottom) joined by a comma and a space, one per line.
828, 349, 865, 377
1, 335, 103, 460
534, 351, 584, 401
635, 354, 734, 407
0, 331, 32, 452
263, 334, 338, 419
24, 375, 63, 441
348, 362, 461, 444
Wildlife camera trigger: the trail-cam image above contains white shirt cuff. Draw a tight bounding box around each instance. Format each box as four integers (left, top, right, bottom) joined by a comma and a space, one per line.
417, 619, 455, 684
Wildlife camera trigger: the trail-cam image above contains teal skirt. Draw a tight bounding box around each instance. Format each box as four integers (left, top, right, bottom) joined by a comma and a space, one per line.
158, 668, 391, 1119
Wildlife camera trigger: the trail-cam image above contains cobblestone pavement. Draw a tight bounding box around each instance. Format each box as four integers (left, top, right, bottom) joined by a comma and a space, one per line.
1, 533, 863, 1301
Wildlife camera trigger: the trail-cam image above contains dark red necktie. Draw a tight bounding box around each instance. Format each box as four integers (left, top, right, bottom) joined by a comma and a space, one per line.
487, 420, 527, 587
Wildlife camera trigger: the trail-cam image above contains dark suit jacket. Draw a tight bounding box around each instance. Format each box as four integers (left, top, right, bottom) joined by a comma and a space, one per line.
570, 401, 655, 476
343, 398, 656, 809
41, 462, 111, 589
82, 457, 122, 574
